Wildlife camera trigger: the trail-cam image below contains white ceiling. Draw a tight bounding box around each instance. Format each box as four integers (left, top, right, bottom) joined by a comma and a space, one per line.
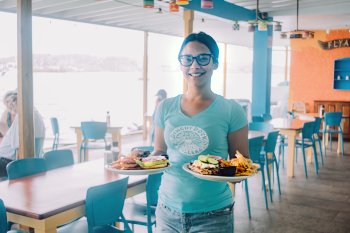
0, 0, 349, 47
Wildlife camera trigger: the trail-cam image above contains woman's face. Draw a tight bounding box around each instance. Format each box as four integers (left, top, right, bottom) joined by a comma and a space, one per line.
179, 41, 218, 88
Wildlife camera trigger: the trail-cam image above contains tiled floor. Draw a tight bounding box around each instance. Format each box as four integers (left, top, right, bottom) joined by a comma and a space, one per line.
52, 138, 350, 233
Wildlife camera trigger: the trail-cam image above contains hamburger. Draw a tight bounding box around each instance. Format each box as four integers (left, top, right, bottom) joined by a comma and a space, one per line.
188, 155, 220, 175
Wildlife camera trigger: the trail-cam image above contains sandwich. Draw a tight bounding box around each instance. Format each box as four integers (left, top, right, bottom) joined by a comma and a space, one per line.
135, 155, 169, 169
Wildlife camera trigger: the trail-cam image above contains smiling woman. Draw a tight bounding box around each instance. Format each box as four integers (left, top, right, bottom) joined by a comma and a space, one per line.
152, 32, 249, 233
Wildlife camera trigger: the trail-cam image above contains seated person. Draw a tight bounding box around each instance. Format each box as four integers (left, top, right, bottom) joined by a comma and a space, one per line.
0, 90, 17, 137
0, 91, 45, 177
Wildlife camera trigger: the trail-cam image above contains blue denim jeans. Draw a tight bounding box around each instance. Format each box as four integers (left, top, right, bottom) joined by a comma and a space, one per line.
156, 201, 234, 233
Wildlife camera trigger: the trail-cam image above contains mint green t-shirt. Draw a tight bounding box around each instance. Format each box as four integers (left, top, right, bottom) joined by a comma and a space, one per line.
155, 94, 247, 213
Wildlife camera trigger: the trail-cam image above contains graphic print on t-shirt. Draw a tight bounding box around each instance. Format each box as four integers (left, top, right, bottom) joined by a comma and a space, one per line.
169, 125, 209, 156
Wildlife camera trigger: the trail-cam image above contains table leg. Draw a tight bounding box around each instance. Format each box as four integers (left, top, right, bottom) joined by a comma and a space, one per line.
282, 129, 297, 178
337, 119, 344, 155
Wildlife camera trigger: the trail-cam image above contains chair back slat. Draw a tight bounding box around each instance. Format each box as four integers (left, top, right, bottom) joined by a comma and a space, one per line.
264, 131, 280, 153
0, 199, 7, 233
6, 158, 47, 180
249, 122, 274, 132
313, 117, 322, 133
85, 177, 129, 230
302, 121, 315, 140
43, 149, 74, 170
324, 112, 342, 127
50, 117, 59, 135
248, 136, 264, 164
252, 116, 264, 122
81, 121, 107, 140
146, 173, 163, 207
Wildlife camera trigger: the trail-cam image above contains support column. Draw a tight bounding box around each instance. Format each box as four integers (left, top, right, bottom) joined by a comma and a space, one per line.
17, 0, 34, 158
251, 25, 273, 118
183, 10, 194, 93
142, 32, 149, 140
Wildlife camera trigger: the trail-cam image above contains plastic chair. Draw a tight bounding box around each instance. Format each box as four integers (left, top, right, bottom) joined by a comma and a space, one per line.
50, 117, 60, 150
322, 112, 344, 158
35, 137, 44, 158
252, 116, 264, 122
0, 199, 24, 233
123, 173, 162, 233
248, 122, 274, 132
262, 131, 281, 202
79, 121, 108, 162
313, 117, 324, 166
43, 149, 74, 170
6, 158, 47, 180
58, 177, 132, 233
295, 121, 319, 178
245, 136, 269, 219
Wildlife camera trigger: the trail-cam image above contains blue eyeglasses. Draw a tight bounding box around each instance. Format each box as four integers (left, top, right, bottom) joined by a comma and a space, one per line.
178, 54, 213, 67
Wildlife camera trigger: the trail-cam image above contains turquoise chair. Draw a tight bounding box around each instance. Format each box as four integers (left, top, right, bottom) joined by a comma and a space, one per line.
6, 158, 47, 180
295, 121, 319, 178
245, 136, 269, 219
262, 131, 281, 202
248, 122, 274, 132
50, 117, 60, 150
252, 116, 264, 122
80, 121, 109, 162
322, 112, 344, 157
43, 149, 74, 170
123, 173, 162, 233
313, 117, 324, 166
35, 137, 44, 158
58, 177, 131, 233
0, 199, 24, 233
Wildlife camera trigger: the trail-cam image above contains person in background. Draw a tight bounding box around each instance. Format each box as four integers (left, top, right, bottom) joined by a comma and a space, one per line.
0, 90, 17, 137
152, 32, 248, 233
150, 89, 167, 145
0, 90, 46, 177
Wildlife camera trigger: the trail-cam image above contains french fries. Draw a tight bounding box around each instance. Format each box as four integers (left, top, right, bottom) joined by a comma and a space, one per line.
229, 150, 258, 176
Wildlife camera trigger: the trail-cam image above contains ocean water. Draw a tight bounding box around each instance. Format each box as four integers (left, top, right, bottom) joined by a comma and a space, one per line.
0, 71, 147, 141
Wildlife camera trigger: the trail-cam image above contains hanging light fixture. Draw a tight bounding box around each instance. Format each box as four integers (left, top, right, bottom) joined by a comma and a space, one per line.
232, 21, 240, 31
281, 0, 314, 39
169, 0, 179, 12
143, 0, 154, 8
248, 0, 282, 32
176, 0, 189, 5
201, 0, 213, 9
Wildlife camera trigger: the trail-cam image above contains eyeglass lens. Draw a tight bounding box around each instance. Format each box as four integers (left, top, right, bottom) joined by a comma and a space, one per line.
179, 54, 212, 67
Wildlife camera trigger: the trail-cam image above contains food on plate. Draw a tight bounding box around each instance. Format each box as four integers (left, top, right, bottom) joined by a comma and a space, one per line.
110, 148, 169, 170
230, 151, 259, 176
188, 152, 258, 177
135, 155, 169, 169
188, 155, 220, 175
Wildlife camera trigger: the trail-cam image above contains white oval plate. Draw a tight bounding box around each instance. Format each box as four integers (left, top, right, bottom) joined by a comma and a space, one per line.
105, 165, 170, 175
182, 163, 257, 183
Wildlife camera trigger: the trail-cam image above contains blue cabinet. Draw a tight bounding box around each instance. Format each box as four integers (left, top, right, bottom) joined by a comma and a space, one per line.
334, 58, 350, 90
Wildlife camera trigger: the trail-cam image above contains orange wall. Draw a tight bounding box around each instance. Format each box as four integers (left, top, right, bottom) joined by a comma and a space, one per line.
289, 29, 350, 112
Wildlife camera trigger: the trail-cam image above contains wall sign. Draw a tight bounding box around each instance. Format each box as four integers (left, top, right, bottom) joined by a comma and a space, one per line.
318, 38, 350, 50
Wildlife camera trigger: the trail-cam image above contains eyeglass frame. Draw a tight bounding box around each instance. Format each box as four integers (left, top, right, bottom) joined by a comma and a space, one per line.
178, 53, 214, 67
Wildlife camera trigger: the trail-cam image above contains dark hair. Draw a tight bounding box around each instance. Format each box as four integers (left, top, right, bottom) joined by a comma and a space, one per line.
178, 32, 219, 64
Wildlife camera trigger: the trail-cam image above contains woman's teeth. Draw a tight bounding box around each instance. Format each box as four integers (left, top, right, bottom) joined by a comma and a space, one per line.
190, 73, 204, 77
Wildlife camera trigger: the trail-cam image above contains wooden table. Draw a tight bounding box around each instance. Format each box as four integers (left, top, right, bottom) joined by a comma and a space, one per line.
0, 159, 146, 233
269, 118, 311, 178
71, 126, 123, 162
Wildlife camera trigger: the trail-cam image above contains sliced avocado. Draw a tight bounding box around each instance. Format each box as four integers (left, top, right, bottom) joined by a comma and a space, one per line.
207, 157, 219, 165
198, 155, 208, 163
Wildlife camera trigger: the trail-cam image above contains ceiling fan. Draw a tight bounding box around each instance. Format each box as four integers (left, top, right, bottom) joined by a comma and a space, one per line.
281, 0, 314, 39
247, 0, 282, 32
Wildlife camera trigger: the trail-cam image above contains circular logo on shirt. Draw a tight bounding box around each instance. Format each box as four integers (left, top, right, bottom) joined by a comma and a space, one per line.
169, 125, 209, 156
